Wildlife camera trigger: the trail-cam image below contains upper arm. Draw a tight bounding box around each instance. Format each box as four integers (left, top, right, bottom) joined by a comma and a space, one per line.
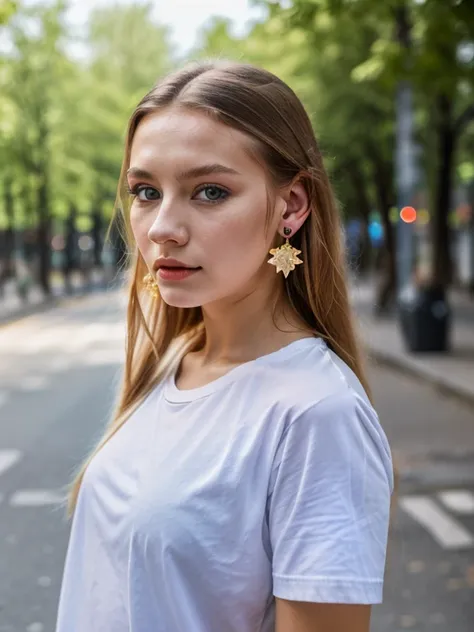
268, 392, 393, 606
275, 598, 371, 632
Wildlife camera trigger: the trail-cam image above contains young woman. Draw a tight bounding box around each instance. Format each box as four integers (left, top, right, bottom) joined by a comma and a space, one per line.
56, 61, 393, 632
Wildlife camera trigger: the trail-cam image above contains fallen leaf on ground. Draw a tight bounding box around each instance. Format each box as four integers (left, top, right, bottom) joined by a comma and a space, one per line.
407, 560, 425, 574
466, 565, 474, 587
400, 614, 417, 628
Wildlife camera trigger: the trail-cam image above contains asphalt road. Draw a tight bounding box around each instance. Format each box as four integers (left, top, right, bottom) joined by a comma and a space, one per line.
0, 290, 473, 632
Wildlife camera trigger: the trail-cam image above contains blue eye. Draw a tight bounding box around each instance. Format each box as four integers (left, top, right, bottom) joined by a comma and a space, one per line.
195, 185, 229, 203
128, 185, 161, 201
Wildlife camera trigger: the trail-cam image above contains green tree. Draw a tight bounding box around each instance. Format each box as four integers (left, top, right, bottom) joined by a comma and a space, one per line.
2, 1, 69, 294
80, 3, 173, 267
0, 0, 17, 25
195, 7, 398, 307
0, 1, 173, 295
269, 0, 474, 291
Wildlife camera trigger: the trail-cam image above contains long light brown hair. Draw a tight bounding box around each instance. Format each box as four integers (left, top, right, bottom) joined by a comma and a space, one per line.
67, 60, 371, 515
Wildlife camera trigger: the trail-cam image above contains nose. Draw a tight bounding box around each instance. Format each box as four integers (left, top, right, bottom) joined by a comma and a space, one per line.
147, 201, 189, 247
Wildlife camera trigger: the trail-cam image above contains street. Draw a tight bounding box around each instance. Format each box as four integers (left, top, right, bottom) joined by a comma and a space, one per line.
0, 291, 473, 631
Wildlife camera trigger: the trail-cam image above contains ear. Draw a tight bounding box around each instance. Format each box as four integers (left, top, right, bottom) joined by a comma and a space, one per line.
277, 179, 311, 239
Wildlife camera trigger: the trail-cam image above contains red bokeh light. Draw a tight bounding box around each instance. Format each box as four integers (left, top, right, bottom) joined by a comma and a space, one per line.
400, 206, 417, 223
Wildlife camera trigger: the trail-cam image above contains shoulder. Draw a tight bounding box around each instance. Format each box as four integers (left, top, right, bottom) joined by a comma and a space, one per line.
247, 339, 393, 490
270, 390, 394, 504
250, 337, 372, 416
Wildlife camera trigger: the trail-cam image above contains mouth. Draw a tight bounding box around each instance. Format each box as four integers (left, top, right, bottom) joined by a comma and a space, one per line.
152, 258, 202, 282
157, 267, 201, 281
153, 258, 198, 271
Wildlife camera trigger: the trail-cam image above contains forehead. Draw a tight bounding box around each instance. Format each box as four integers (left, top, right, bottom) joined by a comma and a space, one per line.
129, 107, 262, 174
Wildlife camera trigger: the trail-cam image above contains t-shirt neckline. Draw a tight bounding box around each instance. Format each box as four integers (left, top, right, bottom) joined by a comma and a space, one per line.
163, 336, 324, 403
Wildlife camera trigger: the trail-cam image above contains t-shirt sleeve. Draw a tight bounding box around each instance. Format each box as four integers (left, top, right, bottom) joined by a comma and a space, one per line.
267, 391, 394, 604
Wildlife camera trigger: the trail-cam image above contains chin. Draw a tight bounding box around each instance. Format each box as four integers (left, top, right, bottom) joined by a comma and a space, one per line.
158, 288, 204, 309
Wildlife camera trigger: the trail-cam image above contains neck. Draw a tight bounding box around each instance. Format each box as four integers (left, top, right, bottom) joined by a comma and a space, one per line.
196, 272, 313, 367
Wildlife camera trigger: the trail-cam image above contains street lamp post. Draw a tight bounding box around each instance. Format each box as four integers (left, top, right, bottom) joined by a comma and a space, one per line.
395, 79, 450, 352
395, 80, 416, 300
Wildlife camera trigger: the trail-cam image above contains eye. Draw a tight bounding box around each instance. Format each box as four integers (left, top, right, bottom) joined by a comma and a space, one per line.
129, 185, 161, 202
195, 185, 229, 203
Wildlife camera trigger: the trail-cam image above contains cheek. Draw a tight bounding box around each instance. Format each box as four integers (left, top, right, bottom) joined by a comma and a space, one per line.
209, 209, 270, 270
130, 209, 150, 252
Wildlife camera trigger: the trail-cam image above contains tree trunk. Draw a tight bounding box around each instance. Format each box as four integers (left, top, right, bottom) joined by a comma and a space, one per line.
92, 208, 103, 268
36, 174, 51, 296
63, 203, 78, 294
431, 94, 455, 288
35, 107, 51, 296
347, 163, 372, 277
1, 176, 15, 285
369, 146, 397, 313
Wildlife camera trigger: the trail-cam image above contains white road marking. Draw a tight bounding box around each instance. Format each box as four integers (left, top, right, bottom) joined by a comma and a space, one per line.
400, 495, 474, 549
438, 490, 474, 515
0, 449, 22, 476
9, 489, 65, 507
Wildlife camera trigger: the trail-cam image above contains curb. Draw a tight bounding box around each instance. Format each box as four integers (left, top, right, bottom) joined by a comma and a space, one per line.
368, 346, 474, 407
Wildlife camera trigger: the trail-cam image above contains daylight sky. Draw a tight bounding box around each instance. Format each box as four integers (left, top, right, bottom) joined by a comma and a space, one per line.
66, 0, 267, 56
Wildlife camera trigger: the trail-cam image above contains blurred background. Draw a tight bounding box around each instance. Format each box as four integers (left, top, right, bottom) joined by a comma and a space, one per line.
0, 0, 474, 630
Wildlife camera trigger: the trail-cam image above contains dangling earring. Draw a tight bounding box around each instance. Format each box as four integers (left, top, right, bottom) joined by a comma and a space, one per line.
267, 227, 303, 278
143, 272, 159, 298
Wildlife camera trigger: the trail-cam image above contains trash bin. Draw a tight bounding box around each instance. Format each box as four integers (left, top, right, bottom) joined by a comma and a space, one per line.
398, 285, 450, 352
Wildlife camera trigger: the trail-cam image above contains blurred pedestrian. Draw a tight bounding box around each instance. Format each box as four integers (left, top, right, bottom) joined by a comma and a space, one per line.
56, 62, 393, 632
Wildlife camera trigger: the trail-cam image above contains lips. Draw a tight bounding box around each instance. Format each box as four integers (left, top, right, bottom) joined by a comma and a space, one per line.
153, 258, 199, 272
160, 266, 197, 270
156, 266, 201, 281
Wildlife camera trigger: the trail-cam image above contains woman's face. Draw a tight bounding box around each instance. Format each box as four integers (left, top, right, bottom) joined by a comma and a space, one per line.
128, 107, 283, 309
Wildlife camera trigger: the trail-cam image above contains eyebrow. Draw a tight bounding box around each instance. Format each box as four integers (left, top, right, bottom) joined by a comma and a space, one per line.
126, 163, 240, 181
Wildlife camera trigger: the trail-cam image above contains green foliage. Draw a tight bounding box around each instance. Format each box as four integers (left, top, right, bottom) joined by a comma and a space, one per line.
0, 0, 17, 25
251, 0, 474, 287
1, 0, 473, 288
0, 1, 172, 234
194, 1, 396, 218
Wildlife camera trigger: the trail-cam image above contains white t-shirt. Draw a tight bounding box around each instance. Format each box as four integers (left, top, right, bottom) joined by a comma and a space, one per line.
56, 337, 393, 632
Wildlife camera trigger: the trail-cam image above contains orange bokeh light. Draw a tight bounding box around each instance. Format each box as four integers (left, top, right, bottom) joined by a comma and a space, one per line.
400, 206, 417, 223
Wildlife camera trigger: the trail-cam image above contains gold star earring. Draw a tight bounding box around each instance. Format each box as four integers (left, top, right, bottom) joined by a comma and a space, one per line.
267, 227, 303, 278
143, 272, 159, 298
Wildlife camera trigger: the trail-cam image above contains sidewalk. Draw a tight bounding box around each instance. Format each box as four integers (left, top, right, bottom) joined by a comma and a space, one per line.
0, 267, 122, 326
3, 268, 473, 403
351, 279, 474, 405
